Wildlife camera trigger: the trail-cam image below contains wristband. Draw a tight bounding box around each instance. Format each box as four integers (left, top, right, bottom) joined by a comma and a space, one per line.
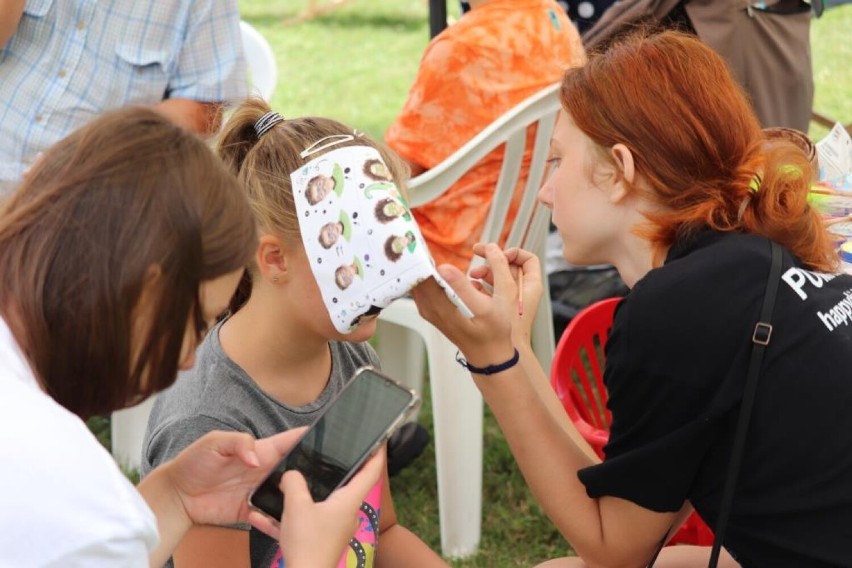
455, 348, 520, 376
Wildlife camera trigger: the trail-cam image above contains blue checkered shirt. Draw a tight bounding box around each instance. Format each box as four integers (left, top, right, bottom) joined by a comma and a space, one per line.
0, 0, 248, 193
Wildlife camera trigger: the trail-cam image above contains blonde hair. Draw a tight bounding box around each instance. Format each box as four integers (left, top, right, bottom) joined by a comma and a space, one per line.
216, 97, 410, 309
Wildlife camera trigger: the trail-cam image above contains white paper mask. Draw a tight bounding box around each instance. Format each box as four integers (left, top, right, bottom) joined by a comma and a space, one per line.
291, 145, 472, 333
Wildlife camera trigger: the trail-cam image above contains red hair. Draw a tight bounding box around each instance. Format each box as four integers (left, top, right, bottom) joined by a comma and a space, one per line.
560, 30, 836, 272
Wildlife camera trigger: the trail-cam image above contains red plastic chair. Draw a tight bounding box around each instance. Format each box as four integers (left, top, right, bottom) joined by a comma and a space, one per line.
550, 297, 715, 547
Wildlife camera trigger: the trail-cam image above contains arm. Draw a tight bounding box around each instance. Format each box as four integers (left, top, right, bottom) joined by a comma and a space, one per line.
138, 429, 300, 567
172, 526, 249, 568
158, 0, 244, 136
252, 450, 388, 568
154, 99, 223, 137
412, 244, 681, 567
470, 252, 599, 462
375, 468, 448, 567
0, 0, 25, 47
140, 429, 385, 568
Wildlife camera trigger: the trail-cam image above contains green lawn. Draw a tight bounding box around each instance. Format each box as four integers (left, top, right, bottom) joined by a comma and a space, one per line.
232, 1, 851, 565
810, 3, 852, 140
238, 0, 444, 140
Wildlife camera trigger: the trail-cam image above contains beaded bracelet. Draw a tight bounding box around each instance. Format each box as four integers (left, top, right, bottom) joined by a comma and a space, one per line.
455, 348, 520, 376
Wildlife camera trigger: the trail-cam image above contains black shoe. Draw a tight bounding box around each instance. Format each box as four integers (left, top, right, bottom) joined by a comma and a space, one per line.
387, 422, 429, 477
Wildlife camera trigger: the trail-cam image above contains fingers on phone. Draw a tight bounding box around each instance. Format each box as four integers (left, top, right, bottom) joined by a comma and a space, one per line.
247, 510, 280, 539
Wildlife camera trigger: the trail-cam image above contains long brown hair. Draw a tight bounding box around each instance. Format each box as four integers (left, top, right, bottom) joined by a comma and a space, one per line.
216, 97, 409, 312
0, 107, 256, 418
561, 30, 836, 271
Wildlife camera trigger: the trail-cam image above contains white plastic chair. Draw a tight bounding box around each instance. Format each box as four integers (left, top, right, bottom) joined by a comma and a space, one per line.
374, 83, 560, 558
110, 396, 155, 472
110, 21, 280, 473
239, 20, 278, 101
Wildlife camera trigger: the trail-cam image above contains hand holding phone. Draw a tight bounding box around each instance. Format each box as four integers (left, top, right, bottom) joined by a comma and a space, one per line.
248, 447, 386, 566
248, 366, 420, 522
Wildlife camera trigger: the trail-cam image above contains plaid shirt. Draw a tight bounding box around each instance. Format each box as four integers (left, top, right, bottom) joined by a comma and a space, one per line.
0, 0, 247, 191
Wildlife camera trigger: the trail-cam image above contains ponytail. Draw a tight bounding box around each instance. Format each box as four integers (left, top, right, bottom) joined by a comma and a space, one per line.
217, 97, 272, 177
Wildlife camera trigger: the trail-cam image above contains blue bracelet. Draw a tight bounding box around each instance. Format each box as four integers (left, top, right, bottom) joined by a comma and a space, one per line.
455, 348, 520, 376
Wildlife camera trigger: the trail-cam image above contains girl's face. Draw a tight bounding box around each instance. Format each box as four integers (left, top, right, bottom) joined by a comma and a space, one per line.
287, 246, 377, 343
177, 269, 244, 370
537, 111, 623, 267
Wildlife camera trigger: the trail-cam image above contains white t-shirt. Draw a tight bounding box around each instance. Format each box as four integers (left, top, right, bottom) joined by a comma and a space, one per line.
0, 318, 159, 566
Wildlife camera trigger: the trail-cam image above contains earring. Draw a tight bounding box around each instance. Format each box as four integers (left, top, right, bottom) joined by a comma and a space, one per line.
272, 274, 280, 283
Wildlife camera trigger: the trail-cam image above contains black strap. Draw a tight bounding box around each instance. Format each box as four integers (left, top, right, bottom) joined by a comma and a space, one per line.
455, 348, 520, 376
646, 240, 783, 568
707, 240, 783, 567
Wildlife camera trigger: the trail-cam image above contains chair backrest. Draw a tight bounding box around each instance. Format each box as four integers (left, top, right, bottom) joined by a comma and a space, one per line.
408, 83, 561, 266
407, 84, 562, 370
239, 21, 278, 101
550, 296, 620, 458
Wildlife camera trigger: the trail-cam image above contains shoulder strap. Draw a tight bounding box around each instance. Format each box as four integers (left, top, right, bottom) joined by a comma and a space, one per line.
707, 239, 783, 567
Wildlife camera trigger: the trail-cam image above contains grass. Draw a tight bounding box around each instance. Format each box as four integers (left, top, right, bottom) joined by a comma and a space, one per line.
238, 0, 446, 139
809, 3, 852, 140
90, 1, 852, 566
390, 383, 574, 567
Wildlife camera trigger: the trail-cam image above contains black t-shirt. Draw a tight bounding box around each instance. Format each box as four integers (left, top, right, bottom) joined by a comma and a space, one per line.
578, 231, 852, 567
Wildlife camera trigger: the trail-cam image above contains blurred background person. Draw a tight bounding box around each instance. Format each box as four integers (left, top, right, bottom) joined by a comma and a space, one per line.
0, 0, 247, 195
386, 0, 586, 271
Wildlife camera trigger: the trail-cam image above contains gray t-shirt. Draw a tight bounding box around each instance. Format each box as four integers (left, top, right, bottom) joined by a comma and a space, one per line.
141, 319, 381, 567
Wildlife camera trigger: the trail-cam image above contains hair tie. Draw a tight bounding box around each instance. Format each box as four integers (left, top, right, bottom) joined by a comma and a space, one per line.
254, 111, 285, 138
749, 174, 762, 193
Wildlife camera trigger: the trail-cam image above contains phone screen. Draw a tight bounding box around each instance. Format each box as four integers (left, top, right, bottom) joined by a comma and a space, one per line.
249, 366, 419, 520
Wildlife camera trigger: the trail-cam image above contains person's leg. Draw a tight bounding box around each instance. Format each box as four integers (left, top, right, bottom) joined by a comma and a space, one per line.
536, 557, 585, 567
535, 546, 741, 567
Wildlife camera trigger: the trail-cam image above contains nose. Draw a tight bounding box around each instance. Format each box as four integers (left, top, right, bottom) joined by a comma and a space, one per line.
537, 181, 553, 209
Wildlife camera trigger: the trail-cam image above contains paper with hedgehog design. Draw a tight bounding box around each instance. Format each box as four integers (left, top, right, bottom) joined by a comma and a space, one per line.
291, 145, 473, 333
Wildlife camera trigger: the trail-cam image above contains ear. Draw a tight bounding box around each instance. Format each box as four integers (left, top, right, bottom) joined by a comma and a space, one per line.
256, 234, 288, 283
609, 143, 636, 203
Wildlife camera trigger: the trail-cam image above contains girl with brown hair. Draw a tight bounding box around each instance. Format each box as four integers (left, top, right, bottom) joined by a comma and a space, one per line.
0, 107, 383, 567
412, 30, 852, 567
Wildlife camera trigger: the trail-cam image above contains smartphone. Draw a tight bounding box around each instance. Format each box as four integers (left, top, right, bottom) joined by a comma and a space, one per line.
248, 366, 420, 521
